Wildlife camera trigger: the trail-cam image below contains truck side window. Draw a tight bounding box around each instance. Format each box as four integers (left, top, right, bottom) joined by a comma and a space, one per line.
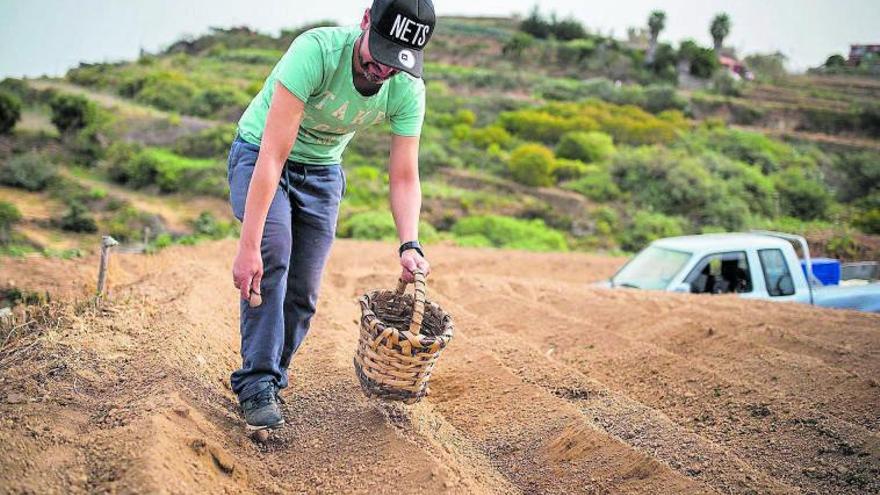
684, 251, 752, 294
758, 249, 795, 296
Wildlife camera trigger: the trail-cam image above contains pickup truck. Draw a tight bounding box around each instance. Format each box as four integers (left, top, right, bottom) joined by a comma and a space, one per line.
605, 231, 880, 313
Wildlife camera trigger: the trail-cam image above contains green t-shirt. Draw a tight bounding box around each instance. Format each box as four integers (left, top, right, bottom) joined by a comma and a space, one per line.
236, 25, 426, 165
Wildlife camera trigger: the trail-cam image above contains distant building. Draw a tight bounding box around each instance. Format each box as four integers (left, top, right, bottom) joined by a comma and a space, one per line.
718, 55, 754, 81
848, 44, 880, 66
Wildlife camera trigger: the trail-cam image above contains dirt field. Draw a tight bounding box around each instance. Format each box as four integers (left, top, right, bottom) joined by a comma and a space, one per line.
1, 239, 878, 494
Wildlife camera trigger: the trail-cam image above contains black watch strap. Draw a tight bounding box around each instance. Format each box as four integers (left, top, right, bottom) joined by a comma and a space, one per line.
399, 240, 425, 258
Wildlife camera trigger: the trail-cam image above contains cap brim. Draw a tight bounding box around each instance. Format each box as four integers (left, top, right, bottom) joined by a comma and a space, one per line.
368, 28, 424, 78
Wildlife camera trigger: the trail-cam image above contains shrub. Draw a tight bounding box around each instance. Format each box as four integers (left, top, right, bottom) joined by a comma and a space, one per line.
620, 210, 686, 251
58, 201, 98, 233
642, 85, 687, 113
191, 211, 237, 239
452, 215, 568, 251
191, 87, 249, 117
133, 71, 198, 113
853, 208, 880, 235
502, 32, 535, 59
556, 131, 615, 163
49, 93, 97, 134
563, 166, 621, 201
773, 167, 832, 220
338, 210, 437, 241
468, 125, 512, 149
106, 206, 158, 242
679, 40, 719, 79
173, 124, 236, 158
552, 158, 590, 182
557, 39, 596, 65
508, 143, 556, 187
0, 91, 22, 134
0, 201, 22, 244
0, 152, 58, 191
520, 7, 552, 39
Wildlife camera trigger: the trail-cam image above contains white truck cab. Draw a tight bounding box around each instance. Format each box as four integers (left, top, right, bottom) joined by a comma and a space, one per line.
607, 231, 880, 312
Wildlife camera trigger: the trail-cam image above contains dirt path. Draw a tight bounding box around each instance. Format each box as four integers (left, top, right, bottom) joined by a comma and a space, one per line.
1, 240, 878, 494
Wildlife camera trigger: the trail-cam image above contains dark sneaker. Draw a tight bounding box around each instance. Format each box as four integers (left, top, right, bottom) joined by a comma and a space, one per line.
240, 386, 284, 430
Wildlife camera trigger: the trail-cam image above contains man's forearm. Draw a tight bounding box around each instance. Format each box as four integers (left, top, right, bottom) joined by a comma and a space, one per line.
239, 155, 285, 250
389, 174, 422, 244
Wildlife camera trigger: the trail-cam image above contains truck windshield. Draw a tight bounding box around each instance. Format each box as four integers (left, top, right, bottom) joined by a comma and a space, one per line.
613, 246, 692, 290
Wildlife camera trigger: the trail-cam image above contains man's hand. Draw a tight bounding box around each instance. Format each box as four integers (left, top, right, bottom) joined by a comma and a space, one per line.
400, 249, 430, 283
233, 246, 263, 302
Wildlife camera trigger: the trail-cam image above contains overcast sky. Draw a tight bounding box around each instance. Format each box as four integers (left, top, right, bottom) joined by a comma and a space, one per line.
1, 0, 878, 78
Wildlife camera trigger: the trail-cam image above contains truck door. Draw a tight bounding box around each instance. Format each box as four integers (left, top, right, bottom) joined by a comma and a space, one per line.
756, 248, 803, 302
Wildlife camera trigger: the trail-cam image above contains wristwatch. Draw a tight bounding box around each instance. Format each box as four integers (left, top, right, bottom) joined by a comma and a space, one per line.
399, 240, 425, 258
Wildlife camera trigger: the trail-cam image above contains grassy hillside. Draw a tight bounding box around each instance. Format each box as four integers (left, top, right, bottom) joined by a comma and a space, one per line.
1, 17, 878, 267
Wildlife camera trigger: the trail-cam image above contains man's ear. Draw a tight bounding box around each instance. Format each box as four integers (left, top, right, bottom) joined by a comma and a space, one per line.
360, 8, 370, 30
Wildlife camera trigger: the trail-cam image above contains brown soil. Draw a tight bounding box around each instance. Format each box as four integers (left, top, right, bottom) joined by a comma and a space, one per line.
1, 239, 878, 494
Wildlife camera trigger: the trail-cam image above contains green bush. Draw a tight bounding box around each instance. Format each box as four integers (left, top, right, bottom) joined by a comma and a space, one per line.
58, 201, 98, 233
642, 85, 687, 113
552, 158, 590, 182
508, 143, 556, 187
106, 206, 157, 242
563, 166, 621, 201
0, 201, 22, 244
620, 210, 686, 251
173, 124, 236, 158
853, 208, 880, 235
0, 78, 35, 103
468, 125, 512, 149
677, 127, 795, 174
611, 147, 756, 229
679, 40, 719, 79
49, 93, 96, 134
0, 152, 58, 191
133, 71, 198, 113
338, 210, 437, 241
0, 91, 22, 134
773, 167, 832, 220
452, 215, 568, 251
831, 150, 880, 203
556, 131, 615, 163
106, 145, 226, 196
215, 48, 284, 65
191, 211, 237, 239
191, 87, 249, 117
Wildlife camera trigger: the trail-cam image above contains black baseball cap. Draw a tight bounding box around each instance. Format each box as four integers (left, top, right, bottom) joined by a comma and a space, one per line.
368, 0, 435, 78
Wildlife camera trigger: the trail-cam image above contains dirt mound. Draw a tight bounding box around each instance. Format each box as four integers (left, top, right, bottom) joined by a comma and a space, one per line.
1, 240, 878, 494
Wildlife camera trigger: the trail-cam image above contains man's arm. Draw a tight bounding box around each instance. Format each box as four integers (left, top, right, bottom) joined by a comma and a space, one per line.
388, 134, 431, 281
232, 81, 304, 301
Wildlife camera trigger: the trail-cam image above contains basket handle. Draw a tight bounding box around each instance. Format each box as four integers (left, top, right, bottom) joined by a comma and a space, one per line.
395, 270, 426, 336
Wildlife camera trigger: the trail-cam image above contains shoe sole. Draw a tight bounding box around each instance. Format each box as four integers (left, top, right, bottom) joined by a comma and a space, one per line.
245, 419, 285, 431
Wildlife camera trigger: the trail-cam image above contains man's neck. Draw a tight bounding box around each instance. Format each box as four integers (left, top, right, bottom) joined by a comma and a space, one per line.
352, 35, 383, 97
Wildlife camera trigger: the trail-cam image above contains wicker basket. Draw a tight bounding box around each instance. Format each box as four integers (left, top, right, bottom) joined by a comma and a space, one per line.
353, 271, 453, 404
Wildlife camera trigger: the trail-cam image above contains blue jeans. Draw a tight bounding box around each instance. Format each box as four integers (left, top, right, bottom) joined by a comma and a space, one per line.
226, 135, 346, 401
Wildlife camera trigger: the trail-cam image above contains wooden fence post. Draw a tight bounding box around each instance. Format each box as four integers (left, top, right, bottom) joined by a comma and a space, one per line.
97, 235, 119, 298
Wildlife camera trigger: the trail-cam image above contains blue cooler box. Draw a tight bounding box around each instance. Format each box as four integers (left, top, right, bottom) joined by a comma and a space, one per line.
801, 258, 841, 286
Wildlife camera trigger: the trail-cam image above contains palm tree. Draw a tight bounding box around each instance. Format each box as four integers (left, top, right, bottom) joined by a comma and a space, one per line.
646, 10, 666, 65
710, 13, 731, 52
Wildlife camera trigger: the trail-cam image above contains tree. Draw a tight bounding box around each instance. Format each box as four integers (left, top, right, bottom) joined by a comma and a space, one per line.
49, 93, 96, 134
0, 91, 21, 135
646, 10, 666, 65
710, 13, 731, 52
744, 52, 788, 81
825, 54, 846, 68
520, 6, 551, 39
